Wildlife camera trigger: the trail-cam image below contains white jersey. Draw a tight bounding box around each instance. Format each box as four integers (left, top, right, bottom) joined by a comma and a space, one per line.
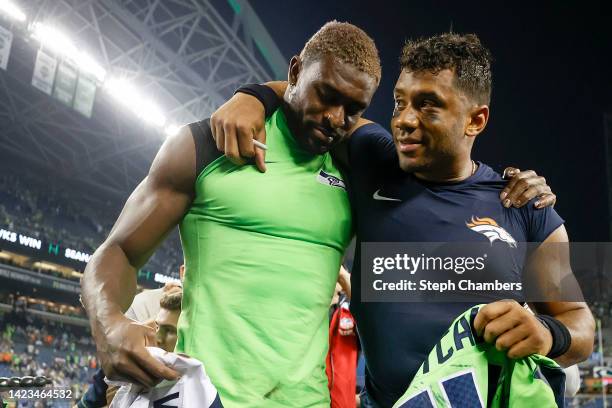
109, 347, 223, 408
125, 288, 165, 322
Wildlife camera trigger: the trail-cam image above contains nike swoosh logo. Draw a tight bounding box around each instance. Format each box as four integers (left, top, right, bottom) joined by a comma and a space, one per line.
373, 189, 401, 202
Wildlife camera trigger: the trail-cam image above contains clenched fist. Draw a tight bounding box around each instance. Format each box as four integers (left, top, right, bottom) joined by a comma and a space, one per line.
96, 314, 180, 388
473, 300, 553, 359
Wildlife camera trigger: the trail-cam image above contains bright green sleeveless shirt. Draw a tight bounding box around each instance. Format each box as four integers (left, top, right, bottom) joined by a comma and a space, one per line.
176, 109, 352, 407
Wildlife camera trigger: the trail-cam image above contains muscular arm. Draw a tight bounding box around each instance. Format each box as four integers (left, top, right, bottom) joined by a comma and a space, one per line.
527, 226, 595, 367
475, 226, 595, 367
81, 126, 197, 386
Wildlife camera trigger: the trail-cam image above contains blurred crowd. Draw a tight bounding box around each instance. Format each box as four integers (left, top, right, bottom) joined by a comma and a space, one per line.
0, 174, 182, 281
0, 311, 98, 406
0, 292, 85, 319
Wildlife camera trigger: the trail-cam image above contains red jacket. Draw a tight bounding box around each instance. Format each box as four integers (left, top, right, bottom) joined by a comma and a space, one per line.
326, 304, 358, 408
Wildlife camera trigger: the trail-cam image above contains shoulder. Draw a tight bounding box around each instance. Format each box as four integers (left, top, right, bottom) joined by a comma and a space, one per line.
520, 202, 564, 243
470, 163, 505, 186
473, 164, 565, 242
148, 124, 198, 193
187, 118, 211, 141
350, 121, 392, 144
181, 119, 223, 180
348, 121, 397, 170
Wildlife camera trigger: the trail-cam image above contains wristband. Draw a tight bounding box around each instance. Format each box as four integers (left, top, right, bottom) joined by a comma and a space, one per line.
234, 84, 280, 119
536, 315, 571, 358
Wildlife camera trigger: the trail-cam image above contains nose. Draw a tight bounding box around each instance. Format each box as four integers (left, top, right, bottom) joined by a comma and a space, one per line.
325, 106, 346, 129
394, 106, 418, 134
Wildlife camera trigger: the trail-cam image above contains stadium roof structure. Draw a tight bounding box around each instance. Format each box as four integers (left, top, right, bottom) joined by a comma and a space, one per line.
0, 0, 286, 196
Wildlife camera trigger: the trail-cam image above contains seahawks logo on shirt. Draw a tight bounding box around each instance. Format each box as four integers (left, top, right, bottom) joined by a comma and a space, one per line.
466, 216, 517, 248
317, 170, 346, 190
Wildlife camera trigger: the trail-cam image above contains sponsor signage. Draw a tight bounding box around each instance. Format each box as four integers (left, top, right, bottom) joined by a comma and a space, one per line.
0, 226, 177, 289
73, 73, 96, 118
53, 59, 78, 106
0, 226, 91, 269
0, 25, 13, 70
32, 49, 58, 95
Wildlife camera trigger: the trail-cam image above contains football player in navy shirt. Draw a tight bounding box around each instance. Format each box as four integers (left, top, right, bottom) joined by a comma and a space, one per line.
345, 34, 593, 406
208, 30, 594, 408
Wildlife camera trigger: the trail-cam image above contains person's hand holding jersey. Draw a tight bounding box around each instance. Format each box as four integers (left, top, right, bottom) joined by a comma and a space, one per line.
473, 300, 553, 358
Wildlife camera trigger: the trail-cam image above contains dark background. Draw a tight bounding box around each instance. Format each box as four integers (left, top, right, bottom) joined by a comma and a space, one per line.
251, 0, 612, 241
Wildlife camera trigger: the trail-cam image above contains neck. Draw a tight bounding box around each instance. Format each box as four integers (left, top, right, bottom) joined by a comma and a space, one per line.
280, 99, 302, 142
413, 155, 476, 183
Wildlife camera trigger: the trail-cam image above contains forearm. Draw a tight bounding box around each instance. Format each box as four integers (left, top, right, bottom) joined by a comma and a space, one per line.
546, 304, 595, 366
263, 81, 288, 99
81, 243, 138, 339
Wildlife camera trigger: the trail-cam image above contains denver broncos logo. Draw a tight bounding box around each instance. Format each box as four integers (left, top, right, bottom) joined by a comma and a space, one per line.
466, 216, 517, 248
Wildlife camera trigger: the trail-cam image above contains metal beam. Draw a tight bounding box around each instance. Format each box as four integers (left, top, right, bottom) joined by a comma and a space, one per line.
99, 0, 227, 107
226, 0, 287, 79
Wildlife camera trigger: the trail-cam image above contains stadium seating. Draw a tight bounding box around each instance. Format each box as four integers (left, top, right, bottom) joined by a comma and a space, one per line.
0, 173, 182, 281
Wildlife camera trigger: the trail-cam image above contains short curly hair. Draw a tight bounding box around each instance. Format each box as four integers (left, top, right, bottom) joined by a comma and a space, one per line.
159, 289, 182, 312
400, 33, 492, 105
300, 21, 381, 83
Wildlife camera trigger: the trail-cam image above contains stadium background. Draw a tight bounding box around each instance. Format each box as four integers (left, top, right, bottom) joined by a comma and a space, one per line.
0, 0, 610, 406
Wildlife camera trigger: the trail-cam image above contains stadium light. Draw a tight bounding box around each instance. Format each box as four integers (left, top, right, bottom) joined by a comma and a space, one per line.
74, 52, 107, 83
0, 0, 26, 22
27, 19, 175, 134
105, 78, 167, 128
31, 22, 106, 82
164, 124, 181, 137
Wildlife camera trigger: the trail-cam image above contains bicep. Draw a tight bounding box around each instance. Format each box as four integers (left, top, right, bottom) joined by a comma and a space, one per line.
105, 127, 197, 268
525, 225, 586, 314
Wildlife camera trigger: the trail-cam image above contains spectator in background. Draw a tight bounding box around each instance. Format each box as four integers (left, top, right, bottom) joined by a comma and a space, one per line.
77, 265, 185, 408
125, 264, 184, 323
155, 289, 182, 353
104, 289, 184, 407
327, 266, 359, 408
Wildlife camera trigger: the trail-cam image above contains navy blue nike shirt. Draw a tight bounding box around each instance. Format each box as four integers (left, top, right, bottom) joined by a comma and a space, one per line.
347, 122, 564, 407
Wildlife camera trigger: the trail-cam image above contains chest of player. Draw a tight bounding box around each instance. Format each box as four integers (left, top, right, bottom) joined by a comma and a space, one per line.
352, 177, 534, 287
355, 177, 528, 246
193, 156, 352, 247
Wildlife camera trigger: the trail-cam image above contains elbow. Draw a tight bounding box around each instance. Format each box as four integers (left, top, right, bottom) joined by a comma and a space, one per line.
80, 242, 112, 302
581, 309, 596, 358
570, 307, 596, 364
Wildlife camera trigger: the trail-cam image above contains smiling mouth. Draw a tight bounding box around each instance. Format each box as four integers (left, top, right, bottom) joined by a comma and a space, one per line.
397, 139, 422, 153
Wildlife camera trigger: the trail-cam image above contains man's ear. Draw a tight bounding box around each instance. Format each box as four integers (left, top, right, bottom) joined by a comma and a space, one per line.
465, 105, 489, 137
288, 55, 302, 85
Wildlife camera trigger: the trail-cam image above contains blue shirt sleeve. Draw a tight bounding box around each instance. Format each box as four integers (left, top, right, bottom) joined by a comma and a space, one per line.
348, 122, 398, 171
77, 367, 108, 408
524, 203, 565, 242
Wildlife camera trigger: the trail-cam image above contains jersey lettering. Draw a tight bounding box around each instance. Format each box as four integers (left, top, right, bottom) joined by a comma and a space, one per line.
424, 309, 478, 374
399, 370, 483, 408
153, 392, 180, 408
